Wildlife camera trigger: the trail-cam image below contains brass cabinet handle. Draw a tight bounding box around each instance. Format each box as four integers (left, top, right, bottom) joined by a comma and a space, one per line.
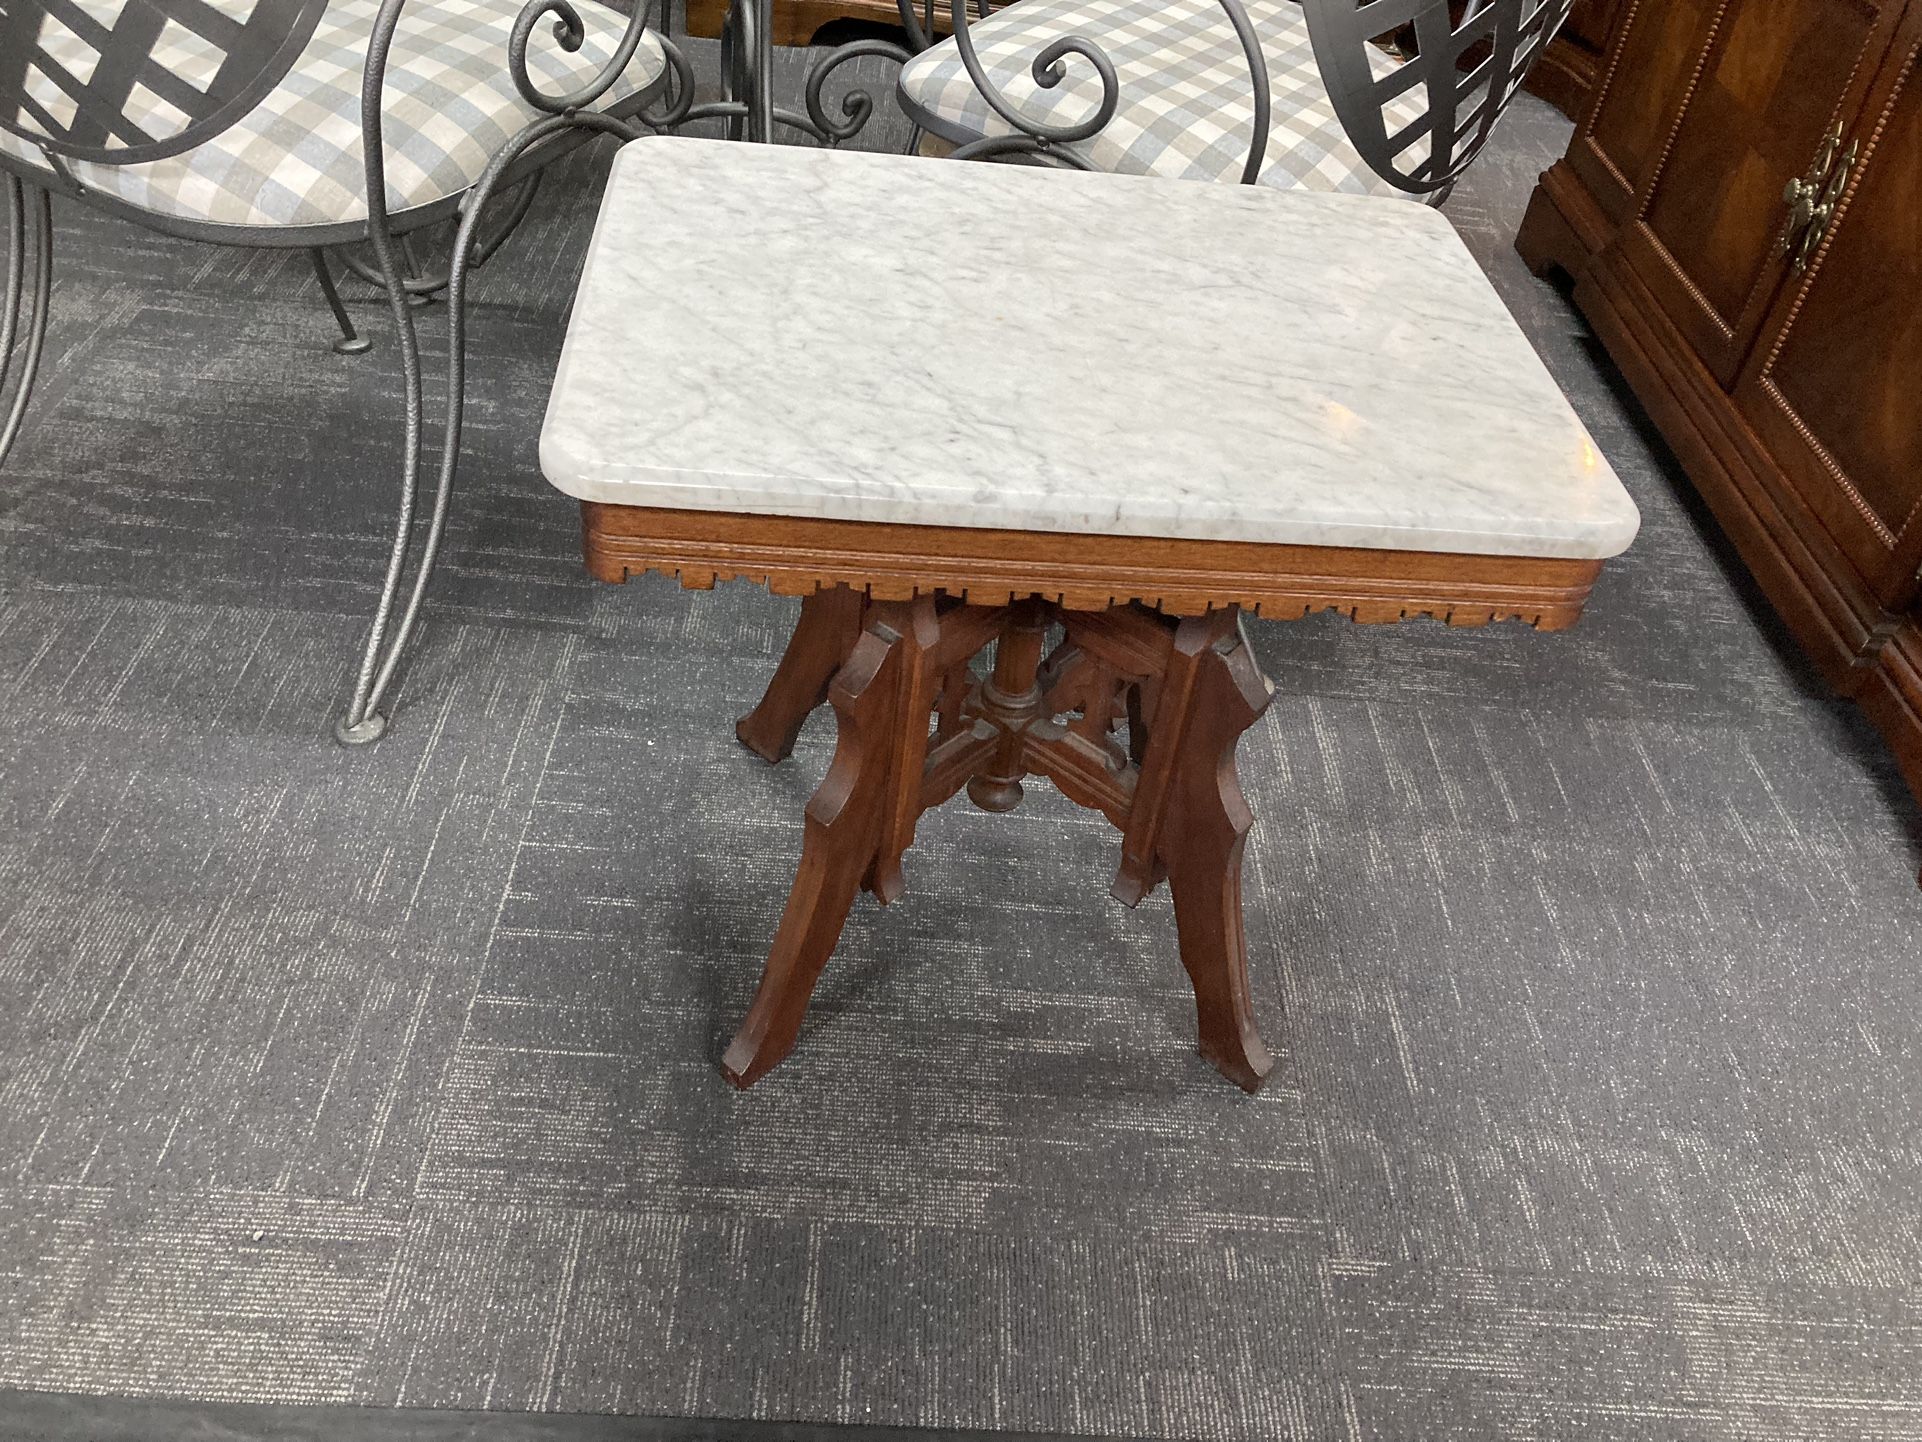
1777, 121, 1857, 276
1796, 138, 1857, 275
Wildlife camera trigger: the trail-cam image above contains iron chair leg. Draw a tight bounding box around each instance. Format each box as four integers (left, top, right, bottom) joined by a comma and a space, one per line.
333, 133, 577, 745
323, 177, 543, 307
0, 176, 53, 469
340, 0, 658, 746
333, 231, 427, 747
309, 248, 373, 356
332, 177, 569, 745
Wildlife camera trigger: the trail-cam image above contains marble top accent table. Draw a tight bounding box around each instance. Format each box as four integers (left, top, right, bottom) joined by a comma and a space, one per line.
541, 137, 1640, 1091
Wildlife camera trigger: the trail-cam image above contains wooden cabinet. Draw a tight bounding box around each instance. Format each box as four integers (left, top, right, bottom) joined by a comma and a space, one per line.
1569, 0, 1719, 215
1520, 0, 1922, 814
1624, 0, 1903, 382
1525, 0, 1632, 118
1735, 20, 1922, 613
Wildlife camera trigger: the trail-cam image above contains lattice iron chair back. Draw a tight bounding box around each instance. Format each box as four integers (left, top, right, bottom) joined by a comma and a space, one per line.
1304, 0, 1574, 198
0, 0, 325, 512
895, 0, 1571, 201
0, 0, 327, 164
0, 0, 682, 745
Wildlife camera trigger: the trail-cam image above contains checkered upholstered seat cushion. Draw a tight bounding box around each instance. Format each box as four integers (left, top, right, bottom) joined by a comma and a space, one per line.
896, 0, 1428, 198
0, 0, 666, 230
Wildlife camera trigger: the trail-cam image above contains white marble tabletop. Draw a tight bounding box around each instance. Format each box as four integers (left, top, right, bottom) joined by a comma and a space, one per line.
541, 138, 1639, 560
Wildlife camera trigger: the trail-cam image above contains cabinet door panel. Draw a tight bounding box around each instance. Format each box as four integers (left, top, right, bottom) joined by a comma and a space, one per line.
1570, 0, 1721, 218
1736, 34, 1922, 609
1564, 0, 1625, 52
1620, 0, 1900, 386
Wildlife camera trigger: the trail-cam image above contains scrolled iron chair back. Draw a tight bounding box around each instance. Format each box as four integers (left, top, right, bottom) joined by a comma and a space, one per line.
924, 0, 1568, 195
1304, 0, 1574, 197
0, 0, 327, 165
931, 0, 1273, 182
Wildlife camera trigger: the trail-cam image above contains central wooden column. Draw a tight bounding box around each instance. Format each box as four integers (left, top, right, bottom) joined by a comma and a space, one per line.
966, 598, 1049, 814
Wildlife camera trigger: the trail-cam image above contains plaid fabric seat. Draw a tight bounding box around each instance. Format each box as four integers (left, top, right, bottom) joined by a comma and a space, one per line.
896, 0, 1428, 198
0, 0, 666, 230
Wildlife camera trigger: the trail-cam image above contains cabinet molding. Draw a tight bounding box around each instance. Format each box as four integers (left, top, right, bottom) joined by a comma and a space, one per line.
1520, 0, 1922, 829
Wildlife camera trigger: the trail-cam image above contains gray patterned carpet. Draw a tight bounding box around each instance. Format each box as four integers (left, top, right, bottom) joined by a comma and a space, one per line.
3, 38, 1922, 1442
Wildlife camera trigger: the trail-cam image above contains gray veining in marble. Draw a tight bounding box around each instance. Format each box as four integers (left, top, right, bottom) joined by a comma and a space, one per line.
541, 137, 1639, 560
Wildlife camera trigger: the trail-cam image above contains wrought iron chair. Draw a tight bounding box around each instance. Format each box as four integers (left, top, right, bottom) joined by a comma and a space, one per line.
0, 0, 681, 742
893, 0, 1570, 201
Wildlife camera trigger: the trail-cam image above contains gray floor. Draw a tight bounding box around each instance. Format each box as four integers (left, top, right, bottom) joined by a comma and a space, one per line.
3, 38, 1922, 1442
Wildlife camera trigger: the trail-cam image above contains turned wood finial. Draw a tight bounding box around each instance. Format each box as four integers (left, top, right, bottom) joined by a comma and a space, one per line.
966, 597, 1050, 814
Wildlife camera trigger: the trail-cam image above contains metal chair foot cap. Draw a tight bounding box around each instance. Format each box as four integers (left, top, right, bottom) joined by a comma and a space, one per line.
332, 336, 372, 356
335, 713, 388, 746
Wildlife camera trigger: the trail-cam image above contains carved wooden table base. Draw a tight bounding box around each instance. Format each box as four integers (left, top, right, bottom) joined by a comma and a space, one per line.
725, 585, 1277, 1092
577, 501, 1611, 1091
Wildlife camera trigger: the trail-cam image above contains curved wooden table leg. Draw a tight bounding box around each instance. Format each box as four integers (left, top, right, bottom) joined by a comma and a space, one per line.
737, 584, 866, 763
1158, 613, 1276, 1093
723, 619, 904, 1088
865, 597, 942, 906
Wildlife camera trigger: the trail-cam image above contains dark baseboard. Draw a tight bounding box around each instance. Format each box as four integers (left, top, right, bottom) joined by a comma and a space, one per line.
0, 1392, 1103, 1442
